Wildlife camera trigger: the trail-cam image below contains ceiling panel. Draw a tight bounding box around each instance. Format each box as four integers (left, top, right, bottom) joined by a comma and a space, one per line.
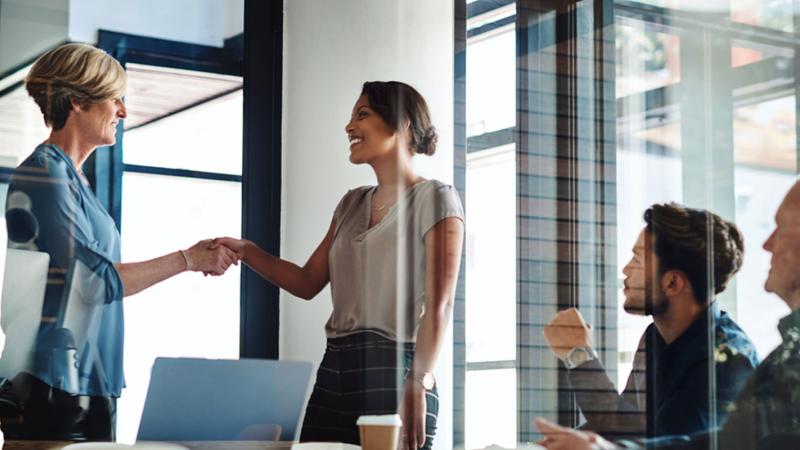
124, 63, 242, 131
0, 63, 242, 168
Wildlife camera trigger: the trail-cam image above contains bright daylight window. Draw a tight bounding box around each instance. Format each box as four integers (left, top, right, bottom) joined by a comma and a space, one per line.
116, 65, 243, 444
464, 2, 517, 448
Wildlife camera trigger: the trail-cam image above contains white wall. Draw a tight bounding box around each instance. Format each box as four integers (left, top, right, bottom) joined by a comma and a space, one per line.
68, 0, 243, 46
0, 0, 69, 74
281, 1, 454, 449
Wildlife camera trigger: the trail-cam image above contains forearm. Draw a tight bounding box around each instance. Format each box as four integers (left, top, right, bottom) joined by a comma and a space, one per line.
569, 361, 645, 436
116, 251, 185, 297
410, 296, 454, 374
242, 243, 321, 300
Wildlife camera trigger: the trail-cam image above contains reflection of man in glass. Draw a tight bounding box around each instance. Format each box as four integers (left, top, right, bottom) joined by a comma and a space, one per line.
537, 185, 800, 449
0, 43, 239, 442
543, 203, 757, 440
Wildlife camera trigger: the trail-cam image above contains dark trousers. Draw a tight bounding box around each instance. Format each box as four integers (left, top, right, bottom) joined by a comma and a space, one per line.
0, 373, 116, 442
300, 331, 439, 449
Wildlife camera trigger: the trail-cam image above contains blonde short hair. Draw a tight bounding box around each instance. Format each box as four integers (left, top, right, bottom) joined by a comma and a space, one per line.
25, 43, 126, 130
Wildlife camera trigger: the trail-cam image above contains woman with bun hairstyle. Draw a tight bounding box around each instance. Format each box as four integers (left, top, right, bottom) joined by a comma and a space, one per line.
213, 81, 464, 450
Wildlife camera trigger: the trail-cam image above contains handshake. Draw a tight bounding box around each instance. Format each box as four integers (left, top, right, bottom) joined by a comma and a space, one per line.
182, 237, 251, 277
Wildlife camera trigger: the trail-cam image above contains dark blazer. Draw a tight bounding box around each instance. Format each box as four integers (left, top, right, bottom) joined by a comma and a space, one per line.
567, 303, 758, 440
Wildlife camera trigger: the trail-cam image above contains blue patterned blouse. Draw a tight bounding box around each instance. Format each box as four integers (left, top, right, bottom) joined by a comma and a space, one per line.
6, 144, 125, 397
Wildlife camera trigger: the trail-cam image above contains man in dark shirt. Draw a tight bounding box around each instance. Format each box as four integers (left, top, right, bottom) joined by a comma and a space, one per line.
536, 181, 800, 450
543, 203, 757, 440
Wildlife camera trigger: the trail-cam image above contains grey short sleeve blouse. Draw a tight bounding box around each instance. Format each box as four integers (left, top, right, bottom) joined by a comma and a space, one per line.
326, 179, 464, 342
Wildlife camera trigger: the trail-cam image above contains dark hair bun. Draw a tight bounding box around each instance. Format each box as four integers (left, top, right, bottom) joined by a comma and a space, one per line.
418, 126, 438, 156
360, 81, 437, 157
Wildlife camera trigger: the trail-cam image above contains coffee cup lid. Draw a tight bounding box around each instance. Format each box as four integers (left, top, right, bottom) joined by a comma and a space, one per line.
356, 414, 402, 426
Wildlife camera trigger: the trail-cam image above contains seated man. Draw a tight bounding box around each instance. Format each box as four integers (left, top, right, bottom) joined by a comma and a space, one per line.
543, 203, 757, 440
536, 182, 800, 450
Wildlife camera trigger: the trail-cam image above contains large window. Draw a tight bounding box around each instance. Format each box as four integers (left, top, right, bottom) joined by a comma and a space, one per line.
615, 0, 797, 361
462, 2, 517, 448
116, 65, 243, 443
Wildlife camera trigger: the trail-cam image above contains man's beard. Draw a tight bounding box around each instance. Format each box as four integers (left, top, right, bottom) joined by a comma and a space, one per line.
644, 281, 669, 316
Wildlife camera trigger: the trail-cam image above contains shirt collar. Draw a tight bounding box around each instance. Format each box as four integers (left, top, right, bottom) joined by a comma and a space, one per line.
778, 307, 800, 343
39, 143, 92, 186
657, 302, 721, 349
40, 143, 79, 172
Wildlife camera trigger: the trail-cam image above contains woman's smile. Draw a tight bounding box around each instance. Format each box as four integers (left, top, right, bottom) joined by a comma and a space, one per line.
348, 134, 364, 151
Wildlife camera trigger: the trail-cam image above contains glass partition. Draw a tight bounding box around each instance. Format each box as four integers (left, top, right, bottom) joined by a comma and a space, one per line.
460, 0, 800, 448
1, 1, 799, 449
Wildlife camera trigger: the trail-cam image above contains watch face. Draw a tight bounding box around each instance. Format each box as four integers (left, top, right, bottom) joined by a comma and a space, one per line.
565, 346, 596, 369
421, 373, 435, 390
570, 349, 588, 365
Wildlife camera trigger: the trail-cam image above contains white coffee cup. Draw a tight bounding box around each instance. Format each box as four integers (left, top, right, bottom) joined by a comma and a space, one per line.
356, 414, 403, 450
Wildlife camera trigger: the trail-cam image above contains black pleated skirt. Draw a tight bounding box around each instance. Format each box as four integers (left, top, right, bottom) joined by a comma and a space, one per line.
300, 330, 438, 449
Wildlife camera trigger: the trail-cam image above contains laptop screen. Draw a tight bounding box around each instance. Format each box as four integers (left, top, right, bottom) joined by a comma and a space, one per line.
137, 357, 313, 442
0, 249, 50, 380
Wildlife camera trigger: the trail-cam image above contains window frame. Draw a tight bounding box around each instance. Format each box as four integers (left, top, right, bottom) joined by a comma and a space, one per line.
93, 13, 282, 361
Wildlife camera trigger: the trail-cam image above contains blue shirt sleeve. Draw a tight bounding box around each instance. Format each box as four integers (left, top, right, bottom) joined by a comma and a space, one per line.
8, 151, 124, 304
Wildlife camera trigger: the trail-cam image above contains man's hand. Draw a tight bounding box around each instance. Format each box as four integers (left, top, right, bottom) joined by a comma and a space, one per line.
543, 307, 593, 360
535, 417, 617, 450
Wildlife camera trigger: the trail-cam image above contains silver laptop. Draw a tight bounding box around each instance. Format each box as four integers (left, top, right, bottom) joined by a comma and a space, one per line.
136, 357, 313, 442
0, 248, 50, 380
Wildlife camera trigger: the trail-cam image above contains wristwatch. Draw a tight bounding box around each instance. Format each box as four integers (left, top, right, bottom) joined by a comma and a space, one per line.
564, 346, 598, 369
407, 370, 436, 390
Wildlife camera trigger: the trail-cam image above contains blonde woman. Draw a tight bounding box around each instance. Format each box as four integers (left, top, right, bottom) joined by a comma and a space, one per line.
0, 43, 238, 441
214, 81, 464, 450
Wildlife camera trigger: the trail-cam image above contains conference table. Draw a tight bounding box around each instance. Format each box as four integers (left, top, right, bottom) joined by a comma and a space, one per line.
2, 442, 547, 450
1, 441, 295, 450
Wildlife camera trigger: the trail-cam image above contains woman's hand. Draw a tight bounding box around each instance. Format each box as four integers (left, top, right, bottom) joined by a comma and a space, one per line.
210, 237, 252, 261
184, 239, 239, 276
399, 378, 427, 450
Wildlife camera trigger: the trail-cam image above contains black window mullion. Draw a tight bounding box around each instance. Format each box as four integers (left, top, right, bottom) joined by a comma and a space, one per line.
122, 164, 243, 183
241, 0, 282, 360
84, 128, 124, 229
